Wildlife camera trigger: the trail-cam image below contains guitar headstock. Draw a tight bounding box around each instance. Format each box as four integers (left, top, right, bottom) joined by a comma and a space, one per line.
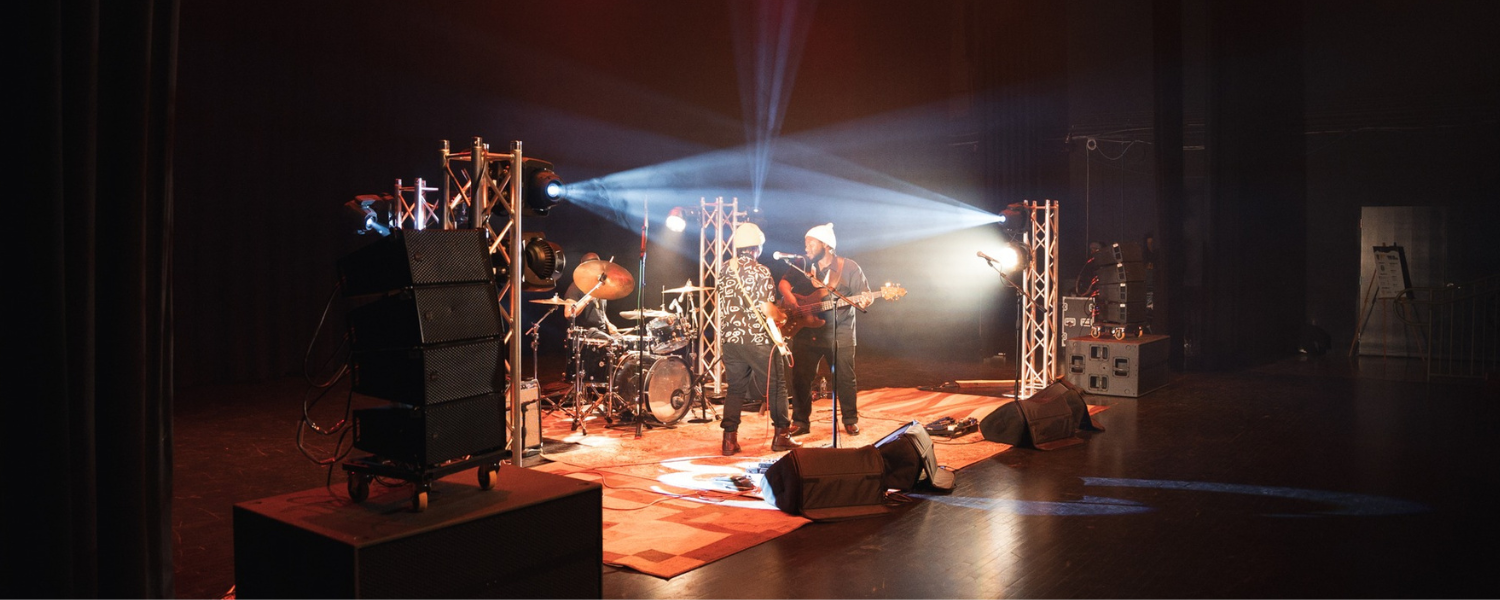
880, 283, 908, 301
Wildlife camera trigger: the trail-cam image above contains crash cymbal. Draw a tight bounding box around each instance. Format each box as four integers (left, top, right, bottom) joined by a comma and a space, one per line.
529, 295, 577, 306
572, 259, 635, 300
619, 309, 672, 320
662, 282, 713, 294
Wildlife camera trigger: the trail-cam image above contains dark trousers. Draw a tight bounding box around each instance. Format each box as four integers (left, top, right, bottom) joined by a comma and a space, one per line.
789, 342, 857, 427
720, 342, 790, 432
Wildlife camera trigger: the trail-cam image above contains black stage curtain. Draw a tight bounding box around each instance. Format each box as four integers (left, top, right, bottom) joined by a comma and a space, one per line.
1197, 0, 1307, 369
9, 0, 179, 597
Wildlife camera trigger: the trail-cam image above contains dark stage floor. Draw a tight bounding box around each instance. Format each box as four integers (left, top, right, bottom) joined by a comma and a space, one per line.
172, 351, 1499, 599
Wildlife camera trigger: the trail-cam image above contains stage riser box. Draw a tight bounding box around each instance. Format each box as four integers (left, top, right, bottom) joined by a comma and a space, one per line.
234, 466, 602, 599
1065, 334, 1170, 397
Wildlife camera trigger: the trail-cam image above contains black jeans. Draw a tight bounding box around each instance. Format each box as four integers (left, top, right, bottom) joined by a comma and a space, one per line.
720, 342, 790, 432
789, 342, 857, 427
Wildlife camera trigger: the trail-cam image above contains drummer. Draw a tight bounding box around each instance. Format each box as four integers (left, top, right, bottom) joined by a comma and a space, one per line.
564, 253, 622, 335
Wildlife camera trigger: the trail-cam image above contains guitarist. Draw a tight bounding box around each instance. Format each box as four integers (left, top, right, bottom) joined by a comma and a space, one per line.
717, 223, 801, 456
776, 223, 871, 436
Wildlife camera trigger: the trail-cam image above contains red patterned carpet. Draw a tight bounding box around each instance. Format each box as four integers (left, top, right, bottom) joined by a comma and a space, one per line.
529, 386, 1107, 578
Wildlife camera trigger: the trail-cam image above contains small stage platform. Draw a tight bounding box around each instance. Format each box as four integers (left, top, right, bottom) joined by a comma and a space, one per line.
233, 465, 602, 598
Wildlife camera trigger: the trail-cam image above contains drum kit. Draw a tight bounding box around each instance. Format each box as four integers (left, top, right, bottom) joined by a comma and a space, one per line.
531, 258, 716, 434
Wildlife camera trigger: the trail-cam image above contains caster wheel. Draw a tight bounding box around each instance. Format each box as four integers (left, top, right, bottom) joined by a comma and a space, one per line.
1113, 327, 1126, 340
412, 489, 429, 512
1090, 325, 1102, 339
347, 473, 370, 503
478, 465, 498, 491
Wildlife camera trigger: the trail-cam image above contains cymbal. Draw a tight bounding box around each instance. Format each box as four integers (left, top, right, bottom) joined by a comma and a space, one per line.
572, 259, 635, 301
663, 282, 713, 294
530, 295, 577, 306
619, 309, 672, 320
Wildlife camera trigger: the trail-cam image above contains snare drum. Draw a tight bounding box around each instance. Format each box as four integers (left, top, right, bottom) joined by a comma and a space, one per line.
645, 315, 694, 354
567, 327, 616, 383
611, 352, 693, 424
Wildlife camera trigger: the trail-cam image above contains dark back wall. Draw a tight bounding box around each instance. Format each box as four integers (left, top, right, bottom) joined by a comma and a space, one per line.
173, 1, 1024, 389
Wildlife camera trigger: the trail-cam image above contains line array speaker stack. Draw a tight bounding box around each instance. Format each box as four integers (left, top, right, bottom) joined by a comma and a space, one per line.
338, 229, 508, 466
1092, 241, 1151, 339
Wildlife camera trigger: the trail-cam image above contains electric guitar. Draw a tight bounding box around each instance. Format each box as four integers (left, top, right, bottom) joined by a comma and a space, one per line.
779, 284, 907, 339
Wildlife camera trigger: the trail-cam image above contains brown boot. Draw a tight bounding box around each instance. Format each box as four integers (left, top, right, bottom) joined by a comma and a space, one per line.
772, 427, 803, 451
722, 431, 741, 456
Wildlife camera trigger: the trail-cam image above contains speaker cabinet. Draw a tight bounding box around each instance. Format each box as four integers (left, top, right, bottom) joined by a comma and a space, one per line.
348, 283, 503, 351
1099, 262, 1148, 284
763, 446, 887, 521
1100, 282, 1146, 303
1101, 300, 1148, 324
234, 466, 602, 599
1065, 334, 1171, 397
352, 337, 503, 405
338, 229, 495, 297
353, 393, 506, 466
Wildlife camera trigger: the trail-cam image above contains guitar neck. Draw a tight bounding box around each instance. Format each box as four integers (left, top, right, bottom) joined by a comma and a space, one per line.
799, 292, 873, 315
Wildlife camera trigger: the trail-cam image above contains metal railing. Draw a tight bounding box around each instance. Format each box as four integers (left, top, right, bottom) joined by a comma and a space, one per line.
1394, 274, 1499, 380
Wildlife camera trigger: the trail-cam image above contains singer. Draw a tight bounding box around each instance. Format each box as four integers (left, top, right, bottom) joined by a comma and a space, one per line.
777, 223, 871, 436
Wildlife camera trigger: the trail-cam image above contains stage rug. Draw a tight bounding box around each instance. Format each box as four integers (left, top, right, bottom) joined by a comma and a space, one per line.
531, 386, 1108, 579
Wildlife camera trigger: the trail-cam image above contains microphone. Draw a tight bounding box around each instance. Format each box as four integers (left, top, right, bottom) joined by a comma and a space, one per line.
773, 252, 805, 261
977, 250, 997, 264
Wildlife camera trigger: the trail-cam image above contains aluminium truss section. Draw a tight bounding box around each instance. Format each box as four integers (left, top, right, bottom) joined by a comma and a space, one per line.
440, 137, 529, 467
390, 178, 442, 231
697, 197, 743, 397
1019, 199, 1061, 399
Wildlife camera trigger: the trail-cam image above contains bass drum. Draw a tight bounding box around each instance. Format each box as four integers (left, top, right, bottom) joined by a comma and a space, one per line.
611, 352, 694, 424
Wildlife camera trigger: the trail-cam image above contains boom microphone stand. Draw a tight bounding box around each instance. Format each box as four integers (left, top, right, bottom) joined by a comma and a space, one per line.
980, 253, 1026, 400
635, 197, 649, 439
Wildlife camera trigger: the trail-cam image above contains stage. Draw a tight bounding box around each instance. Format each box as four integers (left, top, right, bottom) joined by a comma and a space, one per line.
167, 352, 1500, 598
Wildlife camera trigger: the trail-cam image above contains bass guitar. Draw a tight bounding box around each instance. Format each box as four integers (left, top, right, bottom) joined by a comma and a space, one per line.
779, 283, 907, 339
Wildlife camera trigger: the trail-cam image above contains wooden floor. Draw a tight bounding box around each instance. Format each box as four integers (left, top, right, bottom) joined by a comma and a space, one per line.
173, 351, 1499, 599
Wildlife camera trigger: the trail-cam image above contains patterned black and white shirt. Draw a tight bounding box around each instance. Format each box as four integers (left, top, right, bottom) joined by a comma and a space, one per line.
718, 256, 776, 346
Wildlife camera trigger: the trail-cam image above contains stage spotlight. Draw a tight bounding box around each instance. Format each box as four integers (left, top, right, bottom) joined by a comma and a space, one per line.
997, 202, 1026, 228
666, 207, 687, 232
996, 244, 1026, 273
522, 158, 564, 216
497, 232, 567, 292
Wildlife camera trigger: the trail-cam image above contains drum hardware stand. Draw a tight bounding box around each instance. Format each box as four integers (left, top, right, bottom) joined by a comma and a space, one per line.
684, 351, 720, 424
527, 305, 562, 414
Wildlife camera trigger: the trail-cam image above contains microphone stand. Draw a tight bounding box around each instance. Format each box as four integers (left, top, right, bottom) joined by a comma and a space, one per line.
783, 258, 868, 448
635, 197, 649, 439
982, 256, 1027, 401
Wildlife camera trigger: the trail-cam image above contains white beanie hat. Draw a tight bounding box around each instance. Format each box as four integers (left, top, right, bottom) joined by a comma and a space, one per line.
805, 222, 836, 250
732, 223, 766, 248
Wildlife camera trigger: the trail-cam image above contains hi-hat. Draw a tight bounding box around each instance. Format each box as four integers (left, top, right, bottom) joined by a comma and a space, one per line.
572, 259, 634, 300
530, 295, 577, 306
619, 309, 672, 320
662, 282, 713, 294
